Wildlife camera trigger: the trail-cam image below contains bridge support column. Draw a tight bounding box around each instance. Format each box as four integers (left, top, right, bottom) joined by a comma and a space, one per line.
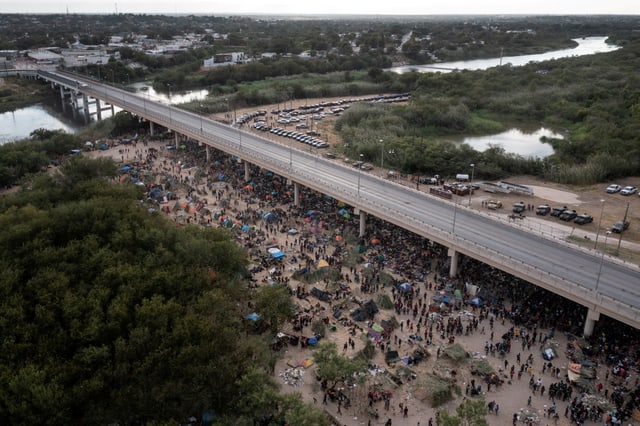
71, 91, 78, 120
583, 309, 600, 337
244, 162, 250, 182
293, 182, 300, 207
448, 248, 459, 278
149, 121, 155, 136
205, 145, 210, 162
59, 86, 67, 113
174, 132, 179, 149
359, 210, 366, 237
82, 94, 90, 124
95, 98, 102, 121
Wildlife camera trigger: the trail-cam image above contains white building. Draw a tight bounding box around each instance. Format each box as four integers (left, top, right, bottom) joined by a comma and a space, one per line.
203, 52, 246, 68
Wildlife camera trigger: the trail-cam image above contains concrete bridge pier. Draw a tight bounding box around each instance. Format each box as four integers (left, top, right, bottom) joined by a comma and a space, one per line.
71, 91, 79, 120
583, 309, 600, 337
293, 182, 300, 207
149, 121, 155, 136
82, 94, 90, 124
205, 145, 210, 162
59, 86, 67, 113
244, 162, 250, 182
95, 98, 102, 121
359, 210, 367, 237
448, 248, 459, 277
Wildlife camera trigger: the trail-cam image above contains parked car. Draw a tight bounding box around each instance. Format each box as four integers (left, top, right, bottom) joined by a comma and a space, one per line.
620, 186, 637, 196
550, 206, 567, 217
559, 209, 578, 222
612, 220, 630, 233
606, 184, 622, 193
486, 200, 503, 210
536, 204, 551, 215
574, 214, 593, 225
512, 202, 526, 213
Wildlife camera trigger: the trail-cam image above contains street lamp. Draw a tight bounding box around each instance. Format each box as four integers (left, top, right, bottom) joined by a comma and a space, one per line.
357, 153, 364, 204
468, 163, 475, 206
168, 84, 172, 124
595, 231, 612, 293
452, 197, 459, 234
594, 199, 605, 249
199, 104, 204, 133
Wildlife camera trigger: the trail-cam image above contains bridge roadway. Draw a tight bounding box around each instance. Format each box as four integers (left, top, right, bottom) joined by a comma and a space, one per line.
39, 70, 640, 330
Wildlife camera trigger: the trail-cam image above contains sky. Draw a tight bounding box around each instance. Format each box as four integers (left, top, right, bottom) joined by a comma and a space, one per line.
1, 0, 638, 15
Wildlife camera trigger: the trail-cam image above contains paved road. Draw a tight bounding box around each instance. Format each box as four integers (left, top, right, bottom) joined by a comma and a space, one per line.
40, 70, 640, 329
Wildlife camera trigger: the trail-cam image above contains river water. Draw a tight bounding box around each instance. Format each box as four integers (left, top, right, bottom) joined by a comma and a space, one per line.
390, 36, 618, 74
0, 36, 617, 154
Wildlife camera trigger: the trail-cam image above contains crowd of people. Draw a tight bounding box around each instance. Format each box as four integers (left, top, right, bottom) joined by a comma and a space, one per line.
103, 133, 640, 425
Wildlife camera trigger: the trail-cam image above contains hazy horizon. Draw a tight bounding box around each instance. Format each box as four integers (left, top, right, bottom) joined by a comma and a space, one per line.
1, 0, 638, 16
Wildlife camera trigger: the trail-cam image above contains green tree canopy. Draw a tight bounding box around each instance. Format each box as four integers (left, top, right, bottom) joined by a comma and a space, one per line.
0, 158, 321, 424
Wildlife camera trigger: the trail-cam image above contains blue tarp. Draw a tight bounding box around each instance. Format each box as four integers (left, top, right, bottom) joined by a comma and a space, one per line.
244, 312, 260, 322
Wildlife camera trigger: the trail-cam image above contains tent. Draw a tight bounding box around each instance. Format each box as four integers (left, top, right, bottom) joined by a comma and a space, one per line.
243, 312, 260, 321
311, 287, 331, 302
351, 300, 379, 322
469, 297, 484, 307
268, 247, 285, 259
318, 259, 330, 269
399, 282, 412, 292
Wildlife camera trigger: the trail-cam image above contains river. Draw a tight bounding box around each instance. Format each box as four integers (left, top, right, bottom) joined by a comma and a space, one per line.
389, 36, 618, 74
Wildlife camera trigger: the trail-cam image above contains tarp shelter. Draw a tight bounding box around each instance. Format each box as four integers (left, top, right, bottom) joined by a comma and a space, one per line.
288, 228, 299, 235
469, 297, 484, 306
318, 259, 330, 269
311, 287, 331, 302
244, 312, 260, 321
399, 282, 412, 292
385, 350, 400, 364
268, 247, 285, 259
120, 165, 132, 172
351, 300, 379, 322
307, 336, 318, 345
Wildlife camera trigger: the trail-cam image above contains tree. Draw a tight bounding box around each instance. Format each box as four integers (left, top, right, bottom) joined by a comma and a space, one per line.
313, 342, 368, 388
254, 283, 295, 334
437, 399, 488, 426
0, 159, 319, 424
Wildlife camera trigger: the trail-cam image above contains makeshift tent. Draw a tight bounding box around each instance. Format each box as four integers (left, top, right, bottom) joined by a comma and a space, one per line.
399, 282, 412, 292
268, 247, 285, 259
243, 312, 260, 321
317, 260, 330, 269
351, 300, 379, 322
469, 297, 483, 306
385, 350, 400, 364
311, 287, 331, 302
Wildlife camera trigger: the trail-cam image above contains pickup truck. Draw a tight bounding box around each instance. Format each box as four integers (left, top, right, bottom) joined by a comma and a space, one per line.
512, 202, 526, 213
536, 205, 551, 215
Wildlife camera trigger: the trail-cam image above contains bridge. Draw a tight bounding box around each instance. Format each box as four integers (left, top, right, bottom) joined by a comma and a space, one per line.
34, 69, 640, 333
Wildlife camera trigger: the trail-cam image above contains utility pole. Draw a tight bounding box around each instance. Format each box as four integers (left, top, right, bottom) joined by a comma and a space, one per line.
615, 202, 630, 255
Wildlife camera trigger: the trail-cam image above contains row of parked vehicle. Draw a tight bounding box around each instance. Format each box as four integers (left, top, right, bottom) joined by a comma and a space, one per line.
534, 204, 594, 225
260, 124, 330, 149
606, 184, 638, 196
535, 203, 630, 233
